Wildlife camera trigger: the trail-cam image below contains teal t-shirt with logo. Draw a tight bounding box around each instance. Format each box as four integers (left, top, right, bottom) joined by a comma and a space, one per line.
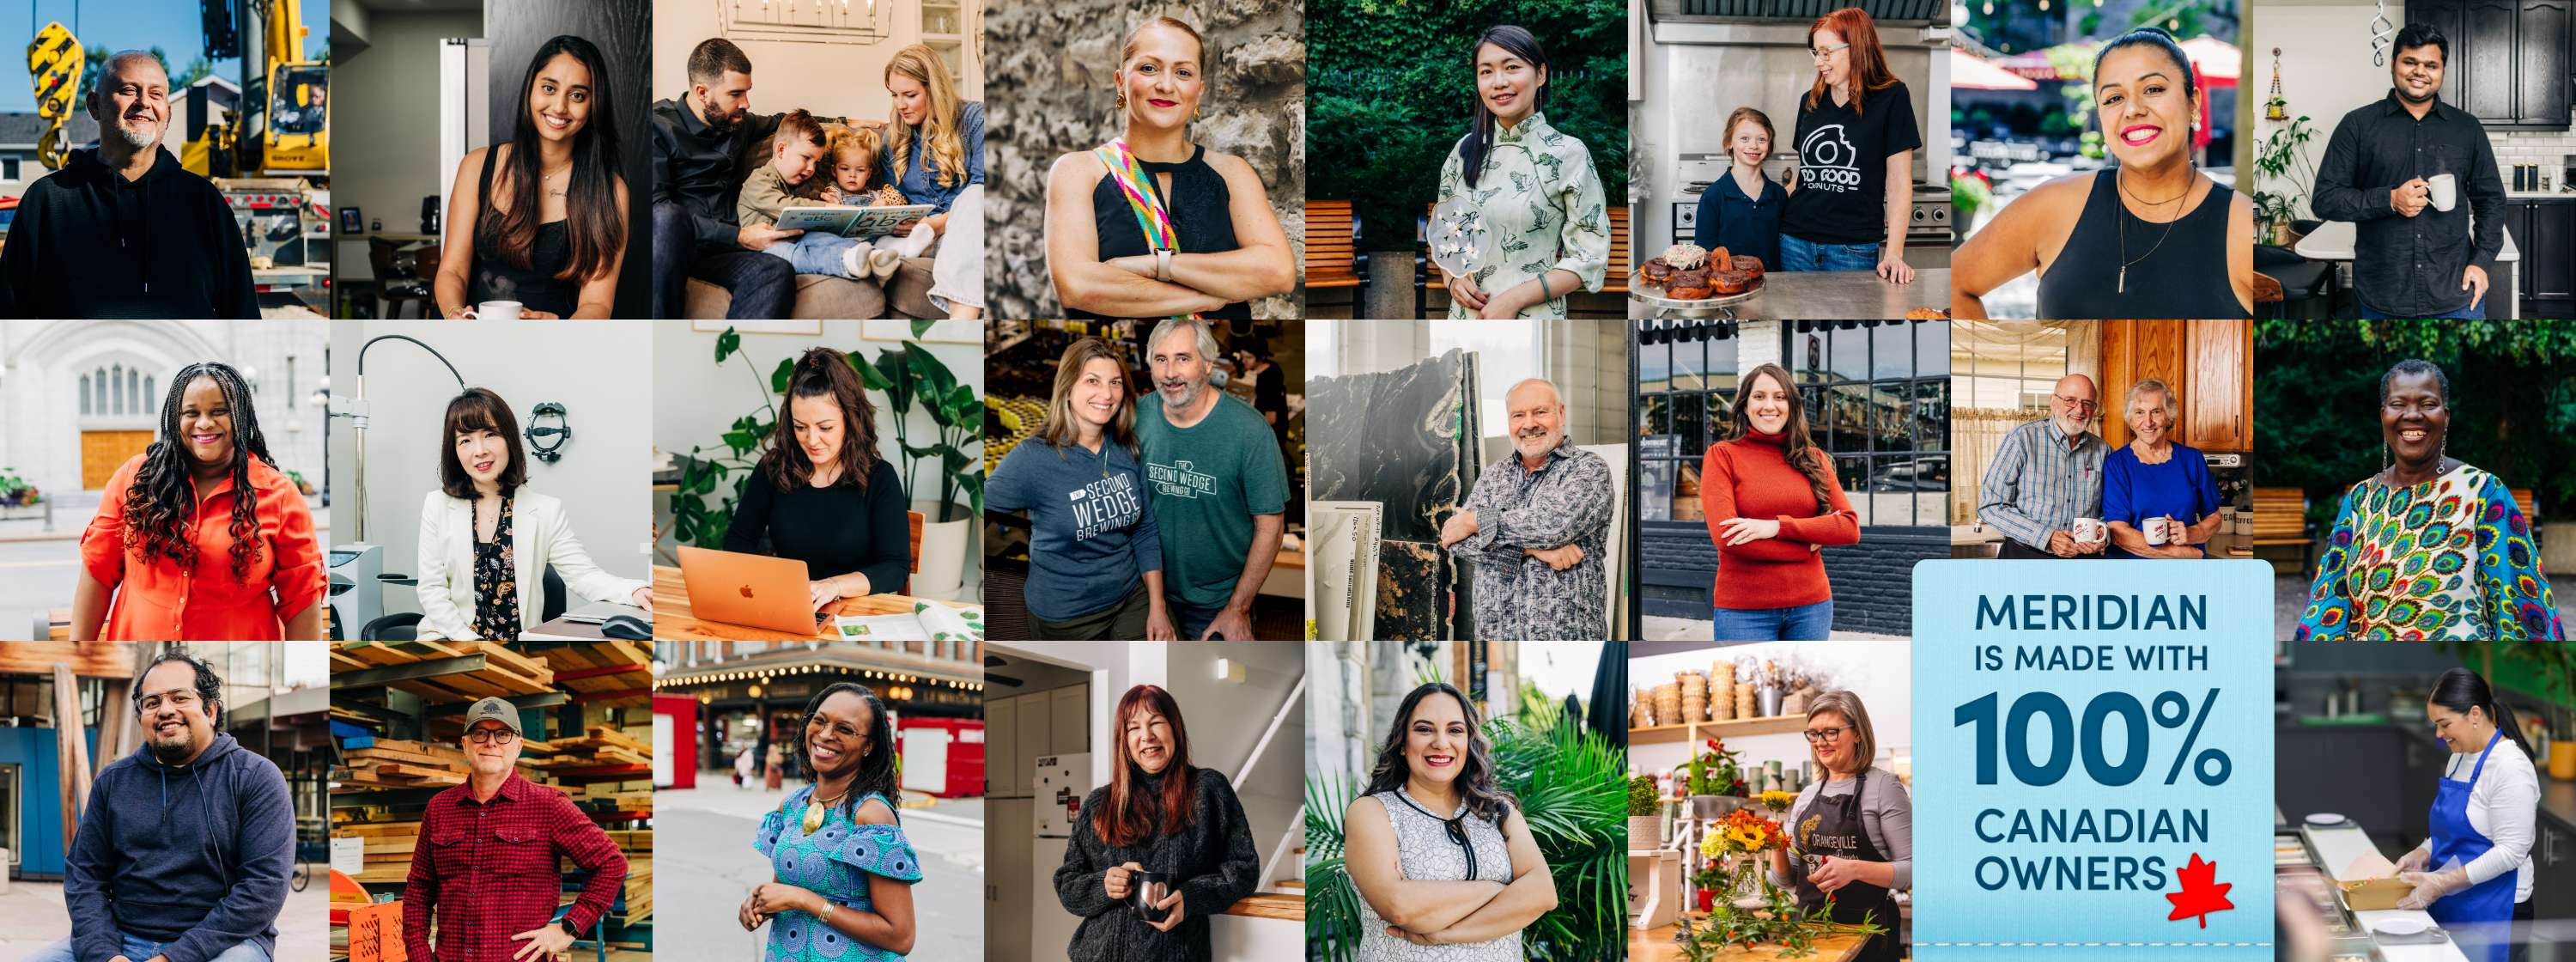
1135, 389, 1290, 609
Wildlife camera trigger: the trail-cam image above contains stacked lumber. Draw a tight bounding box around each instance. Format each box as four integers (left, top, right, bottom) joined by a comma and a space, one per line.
524, 642, 651, 709
335, 821, 420, 886
331, 642, 557, 703
526, 726, 652, 769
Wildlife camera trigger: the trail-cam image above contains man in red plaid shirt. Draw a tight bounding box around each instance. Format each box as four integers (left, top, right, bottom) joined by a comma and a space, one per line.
404, 697, 629, 962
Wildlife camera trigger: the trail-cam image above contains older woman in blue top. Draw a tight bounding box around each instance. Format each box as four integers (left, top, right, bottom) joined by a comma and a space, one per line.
879, 44, 985, 319
1692, 107, 1787, 270
2102, 378, 2223, 559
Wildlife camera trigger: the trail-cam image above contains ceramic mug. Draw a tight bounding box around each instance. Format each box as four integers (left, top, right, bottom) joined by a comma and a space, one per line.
477, 300, 524, 320
2144, 516, 2170, 546
2072, 517, 2107, 545
1132, 870, 1172, 923
2427, 174, 2458, 212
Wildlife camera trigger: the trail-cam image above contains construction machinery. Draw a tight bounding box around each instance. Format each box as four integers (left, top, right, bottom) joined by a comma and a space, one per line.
23, 22, 82, 172
186, 0, 327, 179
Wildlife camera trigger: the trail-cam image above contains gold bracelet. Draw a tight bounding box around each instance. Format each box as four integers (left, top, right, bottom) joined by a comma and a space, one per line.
822, 902, 835, 926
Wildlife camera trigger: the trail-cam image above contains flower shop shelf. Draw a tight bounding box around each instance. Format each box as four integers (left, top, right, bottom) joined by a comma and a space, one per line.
1629, 715, 1807, 745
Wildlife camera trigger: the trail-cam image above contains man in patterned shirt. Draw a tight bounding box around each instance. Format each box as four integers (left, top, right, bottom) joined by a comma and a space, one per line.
1978, 374, 2110, 559
404, 697, 629, 962
1441, 377, 1615, 639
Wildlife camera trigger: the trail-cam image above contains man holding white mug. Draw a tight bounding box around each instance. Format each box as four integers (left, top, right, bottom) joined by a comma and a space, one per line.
2312, 23, 2506, 319
1978, 374, 2108, 560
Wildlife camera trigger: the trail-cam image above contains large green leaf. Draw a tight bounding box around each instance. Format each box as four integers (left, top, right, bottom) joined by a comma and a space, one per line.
714, 326, 741, 362
770, 356, 795, 393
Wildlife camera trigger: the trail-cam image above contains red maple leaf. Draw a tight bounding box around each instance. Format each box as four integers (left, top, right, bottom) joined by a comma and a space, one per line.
2165, 853, 2235, 929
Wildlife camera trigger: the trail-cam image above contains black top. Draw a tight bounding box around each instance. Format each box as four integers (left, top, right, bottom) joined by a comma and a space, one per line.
0, 147, 259, 319
649, 97, 785, 249
1072, 144, 1251, 321
1782, 81, 1923, 246
468, 149, 577, 317
723, 456, 913, 593
1051, 768, 1261, 962
2310, 90, 2506, 316
1249, 364, 1287, 445
2038, 170, 2248, 320
471, 495, 520, 642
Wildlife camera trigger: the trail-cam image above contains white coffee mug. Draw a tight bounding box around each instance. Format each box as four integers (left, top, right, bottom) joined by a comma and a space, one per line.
2073, 517, 2106, 545
477, 300, 524, 320
2427, 174, 2458, 212
2144, 516, 2170, 546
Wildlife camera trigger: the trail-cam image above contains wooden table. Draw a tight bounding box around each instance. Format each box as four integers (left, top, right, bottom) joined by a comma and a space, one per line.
648, 564, 966, 640
1631, 917, 1868, 962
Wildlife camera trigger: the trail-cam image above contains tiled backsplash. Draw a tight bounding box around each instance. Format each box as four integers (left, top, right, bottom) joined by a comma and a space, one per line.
2490, 107, 2576, 192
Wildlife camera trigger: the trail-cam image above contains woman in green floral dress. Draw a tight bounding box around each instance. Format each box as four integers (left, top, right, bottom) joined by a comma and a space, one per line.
742, 682, 924, 960
1433, 25, 1611, 320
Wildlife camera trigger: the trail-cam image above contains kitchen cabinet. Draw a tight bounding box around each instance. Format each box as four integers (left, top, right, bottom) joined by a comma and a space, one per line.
2097, 320, 2251, 451
2518, 198, 2573, 317
2279, 727, 2409, 836
2404, 0, 2573, 131
2534, 818, 2576, 920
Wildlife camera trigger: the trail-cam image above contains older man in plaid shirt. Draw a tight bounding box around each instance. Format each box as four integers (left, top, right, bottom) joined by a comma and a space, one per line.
404, 697, 629, 962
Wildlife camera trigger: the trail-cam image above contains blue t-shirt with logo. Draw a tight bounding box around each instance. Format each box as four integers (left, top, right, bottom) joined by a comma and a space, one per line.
986, 437, 1160, 622
1135, 390, 1290, 610
1782, 80, 1921, 246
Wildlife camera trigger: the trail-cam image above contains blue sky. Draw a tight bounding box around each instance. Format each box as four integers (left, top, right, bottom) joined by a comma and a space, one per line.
1, 0, 331, 112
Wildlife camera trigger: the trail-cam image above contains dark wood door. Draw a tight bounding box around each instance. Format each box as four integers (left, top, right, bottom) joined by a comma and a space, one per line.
2527, 200, 2574, 307
2465, 0, 2521, 121
2409, 0, 2470, 110
2522, 0, 2573, 126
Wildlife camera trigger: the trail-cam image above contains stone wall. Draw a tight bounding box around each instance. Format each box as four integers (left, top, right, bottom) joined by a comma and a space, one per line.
985, 0, 1305, 319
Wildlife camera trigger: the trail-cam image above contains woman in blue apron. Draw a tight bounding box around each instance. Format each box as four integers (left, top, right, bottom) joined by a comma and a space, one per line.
1770, 690, 1910, 962
2396, 667, 2538, 962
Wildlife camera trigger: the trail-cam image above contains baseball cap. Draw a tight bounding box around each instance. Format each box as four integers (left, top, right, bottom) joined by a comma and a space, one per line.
464, 697, 523, 735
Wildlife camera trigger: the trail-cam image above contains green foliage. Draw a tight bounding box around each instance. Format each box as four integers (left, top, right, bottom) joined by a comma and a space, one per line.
1309, 0, 1628, 247
2252, 116, 2318, 234
1306, 709, 1627, 961
0, 468, 40, 507
2251, 321, 2576, 526
1674, 875, 1886, 960
1627, 774, 1661, 816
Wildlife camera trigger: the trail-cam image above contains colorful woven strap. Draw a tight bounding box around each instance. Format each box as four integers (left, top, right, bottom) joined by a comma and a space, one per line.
1093, 138, 1201, 320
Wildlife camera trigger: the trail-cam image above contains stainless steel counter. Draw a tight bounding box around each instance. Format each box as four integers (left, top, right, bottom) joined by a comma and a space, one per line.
1628, 268, 1951, 320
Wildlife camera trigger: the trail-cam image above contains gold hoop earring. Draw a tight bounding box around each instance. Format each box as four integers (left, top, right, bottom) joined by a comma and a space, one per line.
1116, 91, 1127, 111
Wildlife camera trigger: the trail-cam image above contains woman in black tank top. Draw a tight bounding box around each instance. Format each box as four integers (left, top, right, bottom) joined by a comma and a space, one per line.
1952, 27, 2252, 319
1042, 16, 1293, 320
467, 149, 577, 316
433, 35, 630, 319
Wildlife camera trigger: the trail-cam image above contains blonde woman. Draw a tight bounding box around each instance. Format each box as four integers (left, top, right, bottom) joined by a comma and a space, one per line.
1045, 15, 1294, 320
1767, 691, 1911, 962
881, 44, 986, 319
985, 338, 1174, 640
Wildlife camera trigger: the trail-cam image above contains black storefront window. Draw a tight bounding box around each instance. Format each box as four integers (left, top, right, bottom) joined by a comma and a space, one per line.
1786, 321, 1948, 528
1635, 323, 1738, 523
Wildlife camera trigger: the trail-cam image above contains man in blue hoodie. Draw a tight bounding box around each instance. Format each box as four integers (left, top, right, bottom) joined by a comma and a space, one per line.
30, 651, 293, 962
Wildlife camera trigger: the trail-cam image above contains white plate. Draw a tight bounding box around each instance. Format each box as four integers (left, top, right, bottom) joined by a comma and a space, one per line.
2306, 813, 2349, 825
2371, 918, 2430, 937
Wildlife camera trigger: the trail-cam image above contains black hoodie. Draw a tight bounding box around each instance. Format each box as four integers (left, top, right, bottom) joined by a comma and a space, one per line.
64, 730, 293, 962
0, 146, 260, 319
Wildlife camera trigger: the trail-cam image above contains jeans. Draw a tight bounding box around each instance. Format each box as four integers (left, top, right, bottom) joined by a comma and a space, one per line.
26, 935, 272, 962
2360, 296, 2485, 319
1171, 599, 1230, 639
1710, 599, 1833, 640
651, 201, 793, 319
1778, 234, 1881, 271
764, 232, 862, 277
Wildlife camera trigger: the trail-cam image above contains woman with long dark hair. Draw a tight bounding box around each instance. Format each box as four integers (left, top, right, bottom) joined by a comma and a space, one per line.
726, 347, 913, 610
1044, 15, 1295, 320
2297, 359, 2561, 639
74, 361, 322, 640
743, 681, 921, 960
1700, 362, 1859, 640
1953, 27, 2252, 318
1429, 24, 1609, 319
414, 387, 647, 640
986, 338, 1172, 640
1777, 7, 1918, 282
2390, 668, 2538, 962
1053, 685, 1257, 959
1767, 690, 1911, 962
1343, 682, 1554, 959
435, 34, 629, 319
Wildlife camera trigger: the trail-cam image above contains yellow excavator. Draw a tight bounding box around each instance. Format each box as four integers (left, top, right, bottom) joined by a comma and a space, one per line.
185, 0, 328, 178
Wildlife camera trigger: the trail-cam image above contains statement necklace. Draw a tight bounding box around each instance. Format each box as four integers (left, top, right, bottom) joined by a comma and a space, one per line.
804, 785, 851, 834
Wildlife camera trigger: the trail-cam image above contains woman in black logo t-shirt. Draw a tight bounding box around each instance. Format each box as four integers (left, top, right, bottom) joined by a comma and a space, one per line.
1778, 7, 1921, 283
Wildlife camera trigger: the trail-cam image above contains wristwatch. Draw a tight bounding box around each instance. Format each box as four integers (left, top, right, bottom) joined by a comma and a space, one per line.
1154, 247, 1176, 283
560, 920, 581, 938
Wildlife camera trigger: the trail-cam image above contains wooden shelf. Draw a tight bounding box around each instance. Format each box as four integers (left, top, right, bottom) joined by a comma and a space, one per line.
1629, 715, 1806, 744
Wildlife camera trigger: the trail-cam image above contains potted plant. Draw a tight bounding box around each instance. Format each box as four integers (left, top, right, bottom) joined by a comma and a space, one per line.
1676, 807, 1886, 959
0, 469, 37, 508
2253, 116, 2318, 246
1628, 775, 1663, 851
1687, 738, 1749, 819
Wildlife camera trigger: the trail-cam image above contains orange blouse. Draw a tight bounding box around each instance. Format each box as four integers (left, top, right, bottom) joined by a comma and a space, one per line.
79, 453, 324, 640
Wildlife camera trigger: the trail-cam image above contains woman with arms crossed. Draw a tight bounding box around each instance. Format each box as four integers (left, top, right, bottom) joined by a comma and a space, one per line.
1046, 16, 1294, 320
415, 387, 648, 640
436, 35, 629, 318
1345, 682, 1556, 958
726, 348, 913, 611
75, 361, 322, 640
1054, 685, 1259, 959
1701, 362, 1860, 640
743, 681, 921, 960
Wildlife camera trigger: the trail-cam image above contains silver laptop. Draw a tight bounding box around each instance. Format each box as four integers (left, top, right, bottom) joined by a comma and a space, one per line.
562, 600, 647, 624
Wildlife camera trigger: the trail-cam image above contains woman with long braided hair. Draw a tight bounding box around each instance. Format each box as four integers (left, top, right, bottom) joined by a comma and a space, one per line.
73, 361, 323, 640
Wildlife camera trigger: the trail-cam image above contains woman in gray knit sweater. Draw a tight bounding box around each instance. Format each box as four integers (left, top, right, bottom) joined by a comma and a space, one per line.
1052, 684, 1260, 960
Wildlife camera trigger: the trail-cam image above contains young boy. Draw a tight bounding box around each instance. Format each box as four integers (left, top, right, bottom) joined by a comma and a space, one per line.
737, 111, 934, 281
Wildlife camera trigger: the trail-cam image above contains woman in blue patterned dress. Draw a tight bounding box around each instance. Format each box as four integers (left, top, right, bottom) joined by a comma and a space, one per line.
2298, 360, 2562, 640
741, 681, 923, 959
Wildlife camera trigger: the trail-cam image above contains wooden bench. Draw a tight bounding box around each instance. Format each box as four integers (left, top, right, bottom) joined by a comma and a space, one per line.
1416, 203, 1631, 317
1303, 200, 1369, 316
2249, 486, 2312, 575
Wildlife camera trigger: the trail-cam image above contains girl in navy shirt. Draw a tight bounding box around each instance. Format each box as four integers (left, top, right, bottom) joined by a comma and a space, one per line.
1695, 107, 1788, 271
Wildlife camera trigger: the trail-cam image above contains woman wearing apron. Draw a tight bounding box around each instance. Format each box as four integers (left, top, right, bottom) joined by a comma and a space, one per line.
2396, 668, 2538, 962
1770, 690, 1910, 962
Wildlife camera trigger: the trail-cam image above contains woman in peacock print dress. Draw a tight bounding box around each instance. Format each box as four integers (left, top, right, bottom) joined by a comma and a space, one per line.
1432, 25, 1610, 320
2296, 360, 2562, 641
743, 682, 924, 960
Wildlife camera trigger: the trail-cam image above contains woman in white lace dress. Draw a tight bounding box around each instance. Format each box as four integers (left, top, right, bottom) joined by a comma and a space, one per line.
1340, 682, 1557, 959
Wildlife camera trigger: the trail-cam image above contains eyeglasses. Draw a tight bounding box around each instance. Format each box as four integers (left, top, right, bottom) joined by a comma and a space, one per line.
1810, 42, 1850, 59
466, 728, 519, 745
1803, 726, 1851, 743
2052, 394, 2099, 412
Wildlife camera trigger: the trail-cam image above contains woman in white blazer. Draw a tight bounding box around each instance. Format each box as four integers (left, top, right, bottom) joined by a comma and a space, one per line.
415, 387, 649, 640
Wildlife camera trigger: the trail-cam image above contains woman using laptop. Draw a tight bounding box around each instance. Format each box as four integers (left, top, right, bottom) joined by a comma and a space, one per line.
726, 347, 915, 609
416, 387, 647, 640
987, 337, 1172, 640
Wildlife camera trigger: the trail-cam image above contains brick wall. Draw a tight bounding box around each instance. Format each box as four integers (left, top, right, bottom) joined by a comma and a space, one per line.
1639, 522, 1946, 636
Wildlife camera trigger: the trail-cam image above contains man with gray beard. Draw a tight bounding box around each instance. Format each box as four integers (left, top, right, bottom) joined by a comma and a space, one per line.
1440, 377, 1615, 640
1978, 373, 2110, 558
1, 52, 258, 318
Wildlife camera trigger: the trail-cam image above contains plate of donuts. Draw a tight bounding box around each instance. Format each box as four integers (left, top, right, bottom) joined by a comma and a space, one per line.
1633, 242, 1763, 314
